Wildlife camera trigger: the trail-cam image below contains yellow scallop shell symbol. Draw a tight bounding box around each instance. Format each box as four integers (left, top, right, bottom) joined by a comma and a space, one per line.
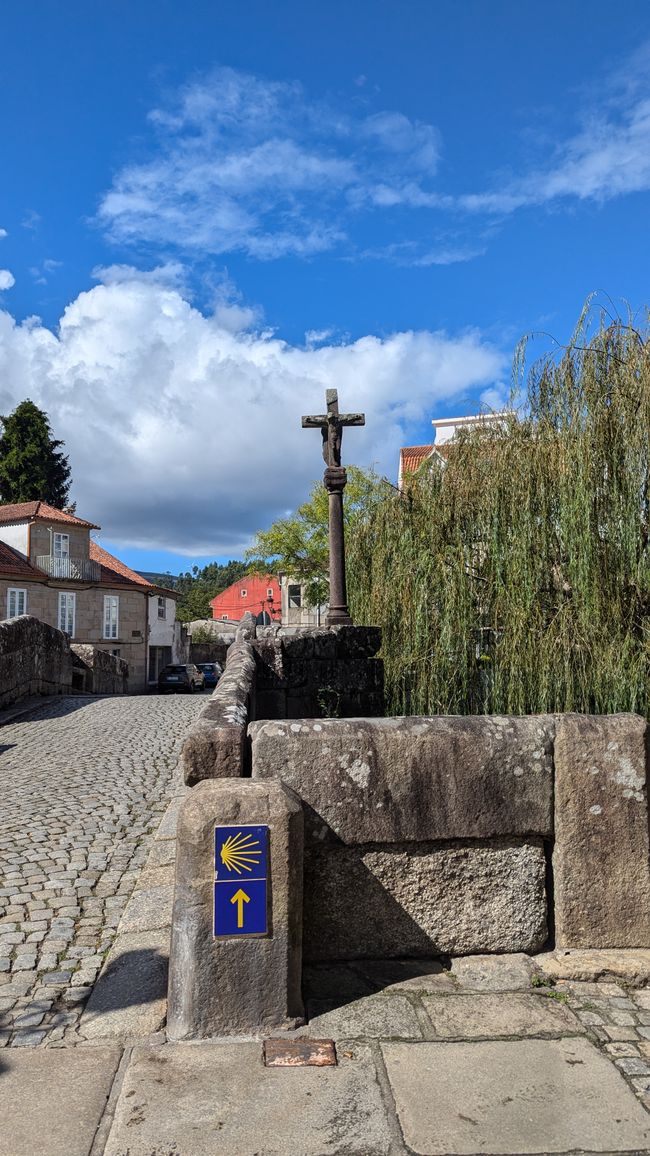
220, 831, 262, 874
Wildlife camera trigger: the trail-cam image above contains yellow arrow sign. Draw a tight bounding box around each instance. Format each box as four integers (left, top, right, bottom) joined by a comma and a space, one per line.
231, 888, 250, 929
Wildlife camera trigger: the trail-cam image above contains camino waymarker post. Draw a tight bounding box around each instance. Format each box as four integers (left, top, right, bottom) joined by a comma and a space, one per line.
214, 824, 269, 936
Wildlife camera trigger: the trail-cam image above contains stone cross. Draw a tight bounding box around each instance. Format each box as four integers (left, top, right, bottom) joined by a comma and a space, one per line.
302, 389, 365, 627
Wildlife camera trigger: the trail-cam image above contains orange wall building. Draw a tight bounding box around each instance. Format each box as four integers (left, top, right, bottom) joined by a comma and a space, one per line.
210, 573, 281, 624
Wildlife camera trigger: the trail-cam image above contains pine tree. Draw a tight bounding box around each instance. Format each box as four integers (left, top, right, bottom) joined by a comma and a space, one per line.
0, 400, 71, 507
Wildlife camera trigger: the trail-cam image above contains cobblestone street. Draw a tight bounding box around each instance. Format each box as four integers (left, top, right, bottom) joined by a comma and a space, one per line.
0, 694, 204, 1048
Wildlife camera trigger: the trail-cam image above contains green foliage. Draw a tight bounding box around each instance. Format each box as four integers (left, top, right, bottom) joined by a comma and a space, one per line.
247, 466, 389, 606
175, 559, 247, 622
348, 308, 650, 718
0, 399, 71, 506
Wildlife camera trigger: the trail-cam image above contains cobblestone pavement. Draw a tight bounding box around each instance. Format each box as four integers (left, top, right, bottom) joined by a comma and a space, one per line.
0, 694, 204, 1048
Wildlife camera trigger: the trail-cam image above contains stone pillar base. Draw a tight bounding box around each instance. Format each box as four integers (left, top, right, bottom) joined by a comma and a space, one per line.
167, 778, 304, 1039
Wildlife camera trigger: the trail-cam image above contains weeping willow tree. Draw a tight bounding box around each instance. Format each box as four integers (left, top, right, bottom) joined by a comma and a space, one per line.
348, 309, 650, 717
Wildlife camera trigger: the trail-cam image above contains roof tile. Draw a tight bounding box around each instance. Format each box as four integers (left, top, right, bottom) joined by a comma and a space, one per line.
0, 501, 100, 529
89, 542, 152, 588
0, 541, 45, 579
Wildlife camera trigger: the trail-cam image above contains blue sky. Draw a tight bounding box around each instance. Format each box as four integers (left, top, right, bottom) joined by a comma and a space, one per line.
1, 1, 650, 573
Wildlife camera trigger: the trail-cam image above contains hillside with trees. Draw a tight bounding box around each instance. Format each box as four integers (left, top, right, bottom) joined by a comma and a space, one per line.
175, 560, 248, 621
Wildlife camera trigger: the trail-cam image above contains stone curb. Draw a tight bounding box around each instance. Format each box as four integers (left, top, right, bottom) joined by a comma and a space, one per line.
78, 771, 185, 1041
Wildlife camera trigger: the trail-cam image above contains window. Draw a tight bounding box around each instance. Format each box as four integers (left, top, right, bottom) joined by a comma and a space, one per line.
103, 596, 119, 639
53, 533, 70, 559
267, 587, 274, 598
240, 588, 247, 597
288, 584, 302, 609
58, 592, 75, 636
157, 596, 166, 620
7, 588, 26, 618
110, 649, 121, 657
222, 614, 228, 620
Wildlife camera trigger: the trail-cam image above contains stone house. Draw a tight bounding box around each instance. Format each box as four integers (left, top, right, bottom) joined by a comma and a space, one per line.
0, 501, 174, 691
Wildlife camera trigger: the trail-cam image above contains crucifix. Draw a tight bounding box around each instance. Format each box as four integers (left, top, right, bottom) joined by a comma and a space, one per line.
302, 389, 365, 627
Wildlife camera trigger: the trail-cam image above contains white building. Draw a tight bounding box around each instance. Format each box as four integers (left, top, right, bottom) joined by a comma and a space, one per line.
280, 575, 325, 628
147, 587, 188, 684
399, 412, 508, 488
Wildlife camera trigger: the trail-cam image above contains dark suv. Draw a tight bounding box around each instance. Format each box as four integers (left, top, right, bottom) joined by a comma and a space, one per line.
158, 663, 205, 693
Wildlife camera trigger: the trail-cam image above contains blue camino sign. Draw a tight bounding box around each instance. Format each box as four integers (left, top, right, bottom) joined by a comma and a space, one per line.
214, 824, 269, 937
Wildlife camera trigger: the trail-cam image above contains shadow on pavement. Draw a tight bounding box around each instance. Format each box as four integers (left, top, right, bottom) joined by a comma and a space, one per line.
302, 955, 452, 1018
0, 694, 116, 728
84, 947, 168, 1018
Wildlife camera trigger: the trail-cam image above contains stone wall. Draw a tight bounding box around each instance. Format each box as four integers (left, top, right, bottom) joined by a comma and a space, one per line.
71, 644, 129, 695
190, 638, 232, 667
180, 619, 384, 785
250, 712, 650, 959
0, 614, 72, 706
175, 617, 650, 972
0, 614, 132, 707
181, 635, 257, 787
253, 624, 383, 720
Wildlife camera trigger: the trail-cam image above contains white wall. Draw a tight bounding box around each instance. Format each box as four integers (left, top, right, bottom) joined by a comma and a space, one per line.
148, 594, 178, 646
0, 522, 29, 555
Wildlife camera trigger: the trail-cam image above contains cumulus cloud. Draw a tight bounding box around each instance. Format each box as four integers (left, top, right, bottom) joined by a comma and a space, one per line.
98, 66, 444, 263
0, 229, 7, 240
0, 271, 505, 555
0, 270, 15, 291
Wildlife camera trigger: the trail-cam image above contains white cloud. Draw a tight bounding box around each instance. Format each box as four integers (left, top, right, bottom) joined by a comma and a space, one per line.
98, 66, 444, 263
460, 44, 650, 213
92, 45, 650, 269
0, 270, 15, 291
0, 229, 7, 240
0, 271, 505, 554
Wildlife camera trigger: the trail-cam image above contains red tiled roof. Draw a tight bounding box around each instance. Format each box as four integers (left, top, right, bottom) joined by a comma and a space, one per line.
0, 541, 45, 579
0, 501, 100, 529
89, 543, 152, 589
399, 445, 433, 477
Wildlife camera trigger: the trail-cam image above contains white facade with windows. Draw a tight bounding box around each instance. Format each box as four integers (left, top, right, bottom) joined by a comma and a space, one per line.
147, 589, 188, 683
280, 575, 324, 627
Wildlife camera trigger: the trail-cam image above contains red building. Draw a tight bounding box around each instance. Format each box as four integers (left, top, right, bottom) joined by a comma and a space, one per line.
210, 573, 281, 624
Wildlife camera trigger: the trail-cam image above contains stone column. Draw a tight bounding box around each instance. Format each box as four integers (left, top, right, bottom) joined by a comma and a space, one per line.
325, 465, 352, 627
553, 713, 650, 948
167, 778, 304, 1039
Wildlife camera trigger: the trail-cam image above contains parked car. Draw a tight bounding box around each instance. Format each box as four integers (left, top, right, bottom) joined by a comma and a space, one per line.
195, 662, 223, 689
158, 663, 205, 693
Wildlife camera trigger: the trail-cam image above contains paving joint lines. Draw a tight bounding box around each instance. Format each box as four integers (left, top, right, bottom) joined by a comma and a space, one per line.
0, 693, 205, 1048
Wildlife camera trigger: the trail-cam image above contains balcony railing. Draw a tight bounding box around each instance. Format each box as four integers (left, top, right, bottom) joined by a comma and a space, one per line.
36, 556, 101, 582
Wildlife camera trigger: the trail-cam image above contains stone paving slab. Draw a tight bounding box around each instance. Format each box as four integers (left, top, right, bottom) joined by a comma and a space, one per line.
303, 993, 423, 1040
538, 949, 650, 985
382, 1037, 650, 1154
103, 1040, 394, 1156
449, 951, 539, 990
118, 883, 174, 934
421, 991, 584, 1038
80, 928, 169, 1040
0, 1042, 122, 1156
355, 957, 459, 993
